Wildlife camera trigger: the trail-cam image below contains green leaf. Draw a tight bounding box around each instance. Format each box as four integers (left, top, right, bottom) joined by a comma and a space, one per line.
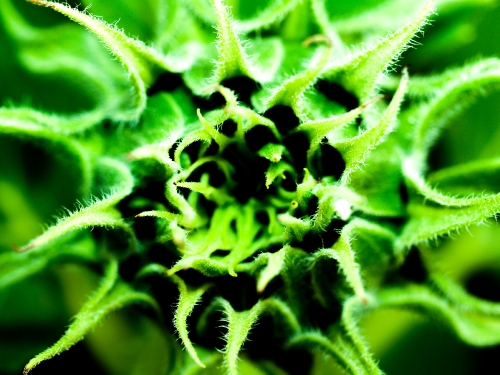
24, 258, 159, 374
216, 298, 265, 375
0, 233, 98, 289
376, 284, 500, 346
260, 298, 302, 334
28, 0, 198, 121
0, 106, 108, 135
0, 0, 128, 128
432, 274, 500, 317
196, 109, 232, 149
338, 139, 406, 217
175, 181, 234, 205
340, 296, 385, 375
333, 67, 408, 183
313, 220, 368, 304
386, 58, 500, 99
209, 0, 253, 83
171, 276, 212, 368
325, 0, 434, 100
428, 157, 500, 196
165, 175, 203, 229
202, 297, 300, 375
262, 35, 333, 116
397, 197, 500, 249
296, 95, 381, 165
174, 130, 213, 166
255, 247, 287, 294
19, 158, 135, 253
125, 92, 188, 169
136, 264, 213, 370
295, 168, 317, 208
404, 155, 500, 207
278, 213, 311, 243
136, 210, 179, 221
400, 61, 500, 219
279, 247, 310, 319
288, 330, 379, 375
265, 161, 294, 188
0, 111, 92, 197
412, 58, 500, 153
79, 0, 167, 43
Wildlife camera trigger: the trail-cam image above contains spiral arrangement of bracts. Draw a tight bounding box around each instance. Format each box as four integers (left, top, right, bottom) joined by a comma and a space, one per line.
2, 0, 500, 374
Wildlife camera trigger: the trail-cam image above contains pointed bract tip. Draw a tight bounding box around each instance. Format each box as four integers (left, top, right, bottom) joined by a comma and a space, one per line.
125, 151, 138, 160
16, 244, 34, 253
27, 0, 56, 9
257, 285, 265, 294
196, 108, 210, 126
359, 291, 371, 306
359, 94, 384, 109
302, 34, 332, 49
228, 268, 238, 277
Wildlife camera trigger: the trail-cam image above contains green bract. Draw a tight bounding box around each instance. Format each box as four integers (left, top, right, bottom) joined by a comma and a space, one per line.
1, 0, 500, 374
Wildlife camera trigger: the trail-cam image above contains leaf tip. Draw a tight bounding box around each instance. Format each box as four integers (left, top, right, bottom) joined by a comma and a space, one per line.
26, 0, 56, 10
193, 357, 207, 368
302, 34, 333, 49
125, 151, 139, 161
360, 293, 369, 306
11, 244, 22, 253
256, 283, 265, 294
228, 268, 238, 277
360, 94, 385, 110
17, 244, 35, 253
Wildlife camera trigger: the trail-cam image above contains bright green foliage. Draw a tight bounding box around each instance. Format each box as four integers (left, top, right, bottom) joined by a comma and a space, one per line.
24, 258, 160, 374
2, 0, 500, 374
19, 158, 135, 252
137, 264, 212, 368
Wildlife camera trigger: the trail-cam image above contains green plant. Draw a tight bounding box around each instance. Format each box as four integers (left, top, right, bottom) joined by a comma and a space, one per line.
2, 0, 500, 374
